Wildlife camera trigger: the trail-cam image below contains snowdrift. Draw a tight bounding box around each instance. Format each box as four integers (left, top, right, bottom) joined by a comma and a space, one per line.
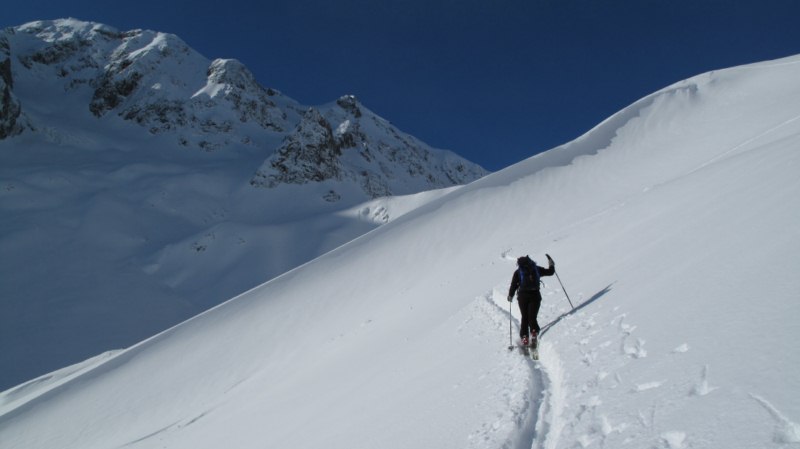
2, 55, 800, 449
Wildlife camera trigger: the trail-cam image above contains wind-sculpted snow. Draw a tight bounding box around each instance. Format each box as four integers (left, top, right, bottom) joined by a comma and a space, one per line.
1, 33, 800, 449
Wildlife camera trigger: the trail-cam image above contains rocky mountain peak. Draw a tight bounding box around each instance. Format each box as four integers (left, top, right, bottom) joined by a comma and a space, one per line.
336, 94, 362, 118
2, 18, 487, 198
197, 58, 292, 134
207, 58, 258, 92
251, 96, 488, 199
250, 107, 342, 189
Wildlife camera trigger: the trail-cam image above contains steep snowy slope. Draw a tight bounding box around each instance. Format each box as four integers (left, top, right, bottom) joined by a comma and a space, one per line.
2, 55, 799, 449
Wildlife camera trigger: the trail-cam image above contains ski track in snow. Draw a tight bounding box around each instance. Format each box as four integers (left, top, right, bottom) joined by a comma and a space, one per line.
527, 284, 797, 449
481, 281, 568, 449
482, 256, 615, 449
475, 290, 541, 449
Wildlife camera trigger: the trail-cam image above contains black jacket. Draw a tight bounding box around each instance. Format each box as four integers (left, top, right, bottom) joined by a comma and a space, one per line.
508, 261, 554, 298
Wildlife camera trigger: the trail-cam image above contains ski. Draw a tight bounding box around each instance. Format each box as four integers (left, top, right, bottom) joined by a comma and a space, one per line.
514, 340, 539, 360
512, 336, 539, 360
515, 344, 538, 360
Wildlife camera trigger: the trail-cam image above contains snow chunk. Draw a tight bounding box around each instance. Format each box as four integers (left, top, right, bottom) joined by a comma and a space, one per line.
672, 343, 690, 353
660, 431, 687, 449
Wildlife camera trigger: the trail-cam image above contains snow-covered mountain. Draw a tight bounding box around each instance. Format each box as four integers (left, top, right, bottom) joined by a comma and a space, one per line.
0, 18, 487, 389
1, 18, 485, 192
251, 95, 482, 198
2, 46, 799, 449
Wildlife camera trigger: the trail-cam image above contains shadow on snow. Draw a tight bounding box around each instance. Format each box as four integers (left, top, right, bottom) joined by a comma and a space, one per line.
540, 283, 614, 336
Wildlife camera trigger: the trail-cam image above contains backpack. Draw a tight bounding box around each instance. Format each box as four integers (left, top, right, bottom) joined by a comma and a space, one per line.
517, 256, 541, 292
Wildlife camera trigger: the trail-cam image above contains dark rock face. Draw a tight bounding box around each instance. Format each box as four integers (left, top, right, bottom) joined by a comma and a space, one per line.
251, 96, 488, 199
0, 37, 25, 139
251, 108, 342, 187
90, 70, 143, 116
336, 94, 362, 118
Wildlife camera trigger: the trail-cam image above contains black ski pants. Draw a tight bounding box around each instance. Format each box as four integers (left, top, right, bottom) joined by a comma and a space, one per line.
517, 290, 542, 339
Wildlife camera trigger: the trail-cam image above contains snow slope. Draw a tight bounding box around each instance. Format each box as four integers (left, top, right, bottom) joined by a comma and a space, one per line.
2, 55, 800, 449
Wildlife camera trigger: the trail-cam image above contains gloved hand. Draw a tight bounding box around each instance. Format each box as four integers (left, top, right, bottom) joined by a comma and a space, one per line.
507, 294, 513, 302
546, 253, 555, 268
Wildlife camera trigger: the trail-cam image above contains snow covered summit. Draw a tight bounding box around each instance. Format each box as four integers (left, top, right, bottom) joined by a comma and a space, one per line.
0, 18, 487, 195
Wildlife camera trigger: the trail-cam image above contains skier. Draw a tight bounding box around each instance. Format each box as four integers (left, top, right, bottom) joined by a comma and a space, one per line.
508, 254, 555, 346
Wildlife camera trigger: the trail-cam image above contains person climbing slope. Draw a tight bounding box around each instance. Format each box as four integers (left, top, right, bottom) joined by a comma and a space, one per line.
507, 254, 555, 347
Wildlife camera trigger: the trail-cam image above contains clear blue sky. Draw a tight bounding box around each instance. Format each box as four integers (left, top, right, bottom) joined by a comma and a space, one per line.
4, 0, 800, 171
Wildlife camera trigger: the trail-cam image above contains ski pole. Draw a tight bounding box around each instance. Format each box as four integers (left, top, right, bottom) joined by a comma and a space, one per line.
508, 296, 514, 350
554, 270, 575, 310
547, 254, 574, 310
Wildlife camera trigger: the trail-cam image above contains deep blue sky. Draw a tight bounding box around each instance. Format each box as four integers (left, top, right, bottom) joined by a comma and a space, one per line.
4, 0, 800, 171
